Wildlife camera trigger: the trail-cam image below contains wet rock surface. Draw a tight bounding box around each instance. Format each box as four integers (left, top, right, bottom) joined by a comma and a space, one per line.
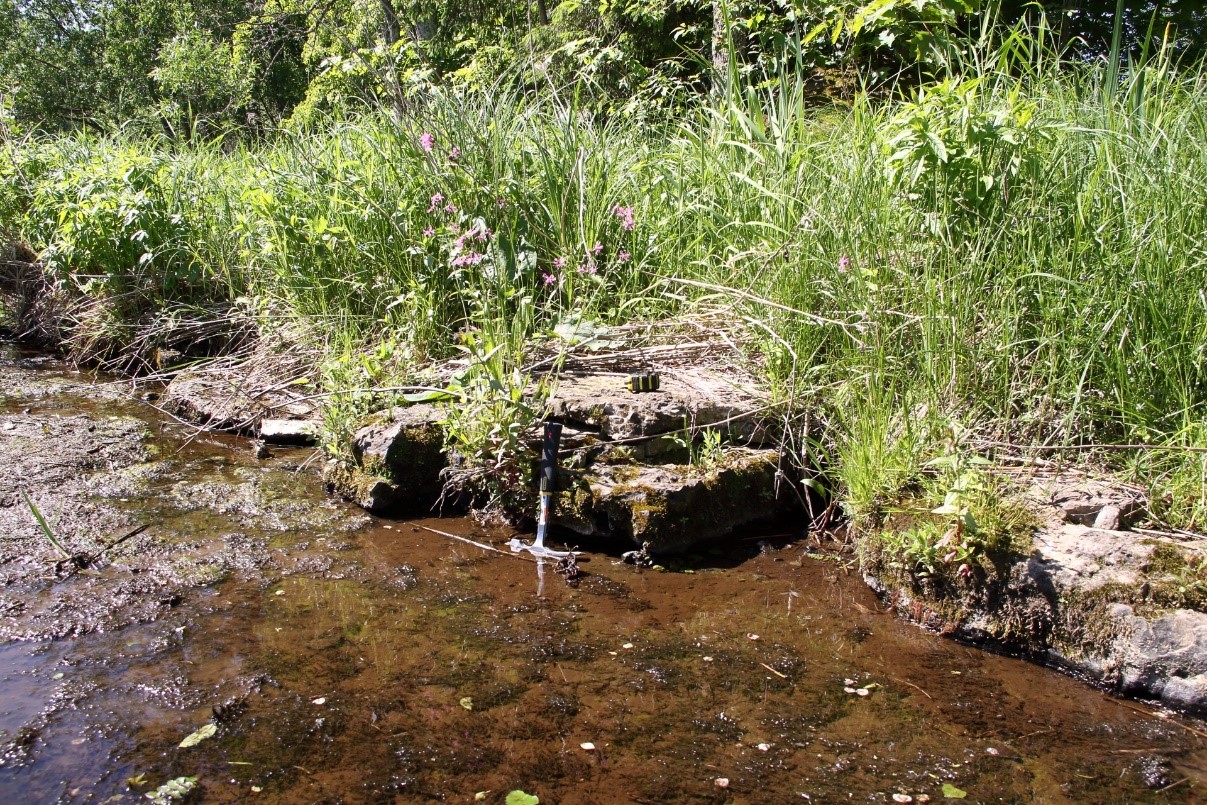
0, 344, 368, 643
324, 403, 448, 514
555, 447, 794, 553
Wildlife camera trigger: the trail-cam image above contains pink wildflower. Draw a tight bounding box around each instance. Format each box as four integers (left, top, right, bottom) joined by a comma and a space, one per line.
837, 255, 851, 273
419, 132, 434, 153
542, 272, 557, 286
591, 241, 603, 256
443, 202, 457, 214
427, 193, 444, 213
422, 226, 435, 237
553, 257, 567, 269
578, 262, 597, 275
612, 204, 635, 231
617, 251, 630, 263
452, 251, 485, 267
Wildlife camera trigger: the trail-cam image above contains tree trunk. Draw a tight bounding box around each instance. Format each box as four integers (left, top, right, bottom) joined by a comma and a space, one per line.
378, 0, 404, 117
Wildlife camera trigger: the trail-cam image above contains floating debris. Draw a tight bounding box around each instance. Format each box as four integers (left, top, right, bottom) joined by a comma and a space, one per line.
178, 723, 216, 748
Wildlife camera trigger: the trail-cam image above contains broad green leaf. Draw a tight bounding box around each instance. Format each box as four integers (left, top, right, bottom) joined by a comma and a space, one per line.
178, 723, 217, 748
942, 782, 967, 799
506, 791, 539, 805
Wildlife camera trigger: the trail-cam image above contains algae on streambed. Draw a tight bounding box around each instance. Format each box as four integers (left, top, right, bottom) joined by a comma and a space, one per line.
0, 344, 1205, 803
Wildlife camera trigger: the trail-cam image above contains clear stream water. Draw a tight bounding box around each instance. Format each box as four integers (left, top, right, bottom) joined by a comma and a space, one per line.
0, 346, 1204, 804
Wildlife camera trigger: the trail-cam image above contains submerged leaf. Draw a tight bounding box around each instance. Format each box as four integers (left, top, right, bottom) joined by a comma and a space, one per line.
506, 791, 539, 805
459, 696, 474, 711
145, 776, 198, 804
178, 723, 217, 748
941, 782, 967, 799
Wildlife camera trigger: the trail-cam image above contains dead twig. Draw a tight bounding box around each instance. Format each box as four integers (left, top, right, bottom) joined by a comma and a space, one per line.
890, 677, 933, 700
983, 439, 1207, 455
1116, 701, 1207, 740
416, 525, 536, 563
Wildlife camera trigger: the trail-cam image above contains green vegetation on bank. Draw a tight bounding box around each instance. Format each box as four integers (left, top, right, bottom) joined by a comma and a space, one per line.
2, 8, 1207, 543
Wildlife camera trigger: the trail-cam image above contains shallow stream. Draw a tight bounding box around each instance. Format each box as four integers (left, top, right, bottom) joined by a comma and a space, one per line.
0, 343, 1204, 804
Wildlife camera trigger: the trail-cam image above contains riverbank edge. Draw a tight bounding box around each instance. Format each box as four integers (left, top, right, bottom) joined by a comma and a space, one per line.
3, 272, 1206, 716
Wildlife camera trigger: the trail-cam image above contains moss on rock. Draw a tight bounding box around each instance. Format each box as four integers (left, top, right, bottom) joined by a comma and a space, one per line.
550, 448, 793, 554
324, 403, 448, 514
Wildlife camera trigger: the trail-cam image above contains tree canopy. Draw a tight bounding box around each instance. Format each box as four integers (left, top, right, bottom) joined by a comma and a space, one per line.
3, 0, 1207, 134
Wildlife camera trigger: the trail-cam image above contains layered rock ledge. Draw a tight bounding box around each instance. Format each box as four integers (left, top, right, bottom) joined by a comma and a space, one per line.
324, 368, 798, 552
863, 482, 1207, 713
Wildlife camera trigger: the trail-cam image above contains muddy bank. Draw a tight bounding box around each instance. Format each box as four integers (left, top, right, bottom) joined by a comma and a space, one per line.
0, 343, 369, 643
1, 341, 1205, 803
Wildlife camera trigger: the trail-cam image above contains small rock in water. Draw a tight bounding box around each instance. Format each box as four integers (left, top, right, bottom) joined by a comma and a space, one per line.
714, 778, 729, 789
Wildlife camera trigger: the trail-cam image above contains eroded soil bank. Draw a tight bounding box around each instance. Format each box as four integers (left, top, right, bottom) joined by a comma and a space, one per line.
1, 342, 1206, 803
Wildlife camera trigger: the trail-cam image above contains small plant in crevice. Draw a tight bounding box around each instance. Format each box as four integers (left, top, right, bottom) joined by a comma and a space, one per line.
660, 421, 727, 470
437, 301, 550, 515
878, 443, 1037, 583
317, 335, 411, 459
21, 489, 70, 559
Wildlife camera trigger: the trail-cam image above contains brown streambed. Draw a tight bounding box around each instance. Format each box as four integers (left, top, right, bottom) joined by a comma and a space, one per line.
0, 342, 1205, 804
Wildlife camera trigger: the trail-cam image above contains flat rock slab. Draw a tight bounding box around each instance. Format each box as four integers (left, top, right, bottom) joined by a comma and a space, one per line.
165, 362, 319, 444
548, 369, 775, 447
1028, 525, 1207, 712
325, 370, 798, 550
259, 418, 317, 445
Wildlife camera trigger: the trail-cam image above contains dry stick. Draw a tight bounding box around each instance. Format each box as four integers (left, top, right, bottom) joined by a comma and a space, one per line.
654, 274, 862, 334
982, 439, 1207, 455
1109, 748, 1187, 754
891, 677, 933, 700
759, 663, 788, 679
416, 525, 536, 563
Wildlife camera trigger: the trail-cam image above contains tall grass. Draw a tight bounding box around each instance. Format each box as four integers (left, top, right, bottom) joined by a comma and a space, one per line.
2, 17, 1206, 528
